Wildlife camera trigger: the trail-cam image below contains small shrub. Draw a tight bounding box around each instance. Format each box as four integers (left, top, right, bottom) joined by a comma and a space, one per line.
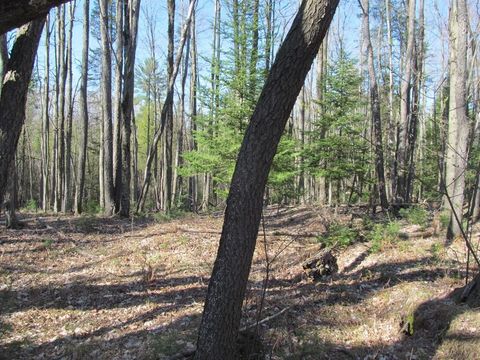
84, 200, 101, 215
430, 242, 443, 262
367, 221, 400, 253
24, 199, 38, 212
399, 206, 429, 228
41, 238, 54, 249
439, 211, 450, 229
319, 222, 357, 248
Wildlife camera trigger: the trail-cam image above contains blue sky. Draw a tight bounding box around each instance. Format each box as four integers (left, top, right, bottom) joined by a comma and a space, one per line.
31, 0, 451, 110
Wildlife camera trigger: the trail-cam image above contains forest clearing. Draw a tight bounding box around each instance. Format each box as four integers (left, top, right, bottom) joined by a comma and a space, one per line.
1, 206, 478, 359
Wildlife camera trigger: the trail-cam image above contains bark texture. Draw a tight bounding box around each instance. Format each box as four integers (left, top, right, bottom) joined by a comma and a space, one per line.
0, 0, 69, 34
0, 18, 45, 208
194, 1, 339, 358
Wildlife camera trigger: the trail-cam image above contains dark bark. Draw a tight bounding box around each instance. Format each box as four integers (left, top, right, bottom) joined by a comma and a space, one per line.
0, 18, 45, 210
0, 0, 69, 34
194, 1, 339, 358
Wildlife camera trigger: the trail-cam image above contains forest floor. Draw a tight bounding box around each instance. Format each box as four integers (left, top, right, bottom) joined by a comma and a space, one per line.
0, 206, 479, 360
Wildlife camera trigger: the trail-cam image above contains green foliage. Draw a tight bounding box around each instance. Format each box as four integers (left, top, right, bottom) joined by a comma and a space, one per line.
41, 238, 54, 250
367, 221, 400, 253
399, 206, 429, 227
84, 200, 102, 215
23, 199, 38, 212
319, 222, 358, 248
152, 209, 187, 223
304, 50, 369, 190
267, 135, 301, 203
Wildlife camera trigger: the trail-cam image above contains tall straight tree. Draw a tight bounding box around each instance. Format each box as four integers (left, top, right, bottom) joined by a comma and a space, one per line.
165, 0, 175, 211
41, 16, 51, 212
119, 0, 141, 216
360, 0, 388, 210
194, 0, 339, 358
444, 0, 469, 239
74, 0, 90, 214
395, 0, 416, 203
99, 0, 115, 215
0, 18, 45, 208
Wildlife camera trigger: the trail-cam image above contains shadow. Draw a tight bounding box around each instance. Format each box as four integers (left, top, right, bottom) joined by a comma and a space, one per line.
0, 276, 207, 314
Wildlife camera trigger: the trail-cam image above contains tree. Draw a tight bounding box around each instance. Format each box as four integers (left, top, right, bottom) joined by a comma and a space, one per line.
444, 0, 469, 239
395, 0, 416, 203
193, 0, 339, 358
0, 0, 70, 34
0, 18, 45, 210
360, 0, 388, 210
74, 0, 90, 215
99, 0, 115, 215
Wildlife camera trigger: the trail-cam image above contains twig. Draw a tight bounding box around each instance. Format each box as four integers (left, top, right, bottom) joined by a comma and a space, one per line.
241, 305, 293, 332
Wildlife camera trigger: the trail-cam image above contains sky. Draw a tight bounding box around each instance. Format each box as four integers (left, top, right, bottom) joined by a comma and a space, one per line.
25, 0, 452, 113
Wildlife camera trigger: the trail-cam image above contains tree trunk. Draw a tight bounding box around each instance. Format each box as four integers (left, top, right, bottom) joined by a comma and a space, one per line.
395, 0, 416, 203
62, 0, 75, 213
119, 0, 141, 217
136, 0, 196, 213
0, 18, 45, 209
113, 0, 124, 212
360, 0, 388, 210
74, 0, 89, 215
445, 0, 469, 240
165, 0, 175, 211
0, 0, 70, 35
99, 0, 115, 215
41, 16, 50, 212
194, 1, 339, 358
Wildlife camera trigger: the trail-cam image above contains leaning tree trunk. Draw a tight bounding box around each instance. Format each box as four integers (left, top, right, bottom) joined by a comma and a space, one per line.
194, 1, 339, 358
0, 18, 45, 210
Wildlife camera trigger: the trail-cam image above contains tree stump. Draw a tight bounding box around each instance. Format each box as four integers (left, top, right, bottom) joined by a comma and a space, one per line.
302, 249, 338, 280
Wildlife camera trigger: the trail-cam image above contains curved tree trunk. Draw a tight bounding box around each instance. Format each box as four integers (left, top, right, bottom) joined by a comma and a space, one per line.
194, 1, 339, 358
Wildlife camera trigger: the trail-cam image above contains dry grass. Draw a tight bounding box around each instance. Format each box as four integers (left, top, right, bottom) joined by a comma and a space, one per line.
0, 206, 478, 359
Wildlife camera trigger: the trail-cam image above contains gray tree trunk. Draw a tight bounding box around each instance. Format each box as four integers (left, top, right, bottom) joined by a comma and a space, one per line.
360, 0, 388, 210
74, 0, 89, 215
445, 0, 469, 240
99, 0, 115, 215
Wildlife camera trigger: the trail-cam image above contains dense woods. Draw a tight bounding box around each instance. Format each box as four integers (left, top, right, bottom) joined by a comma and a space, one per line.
1, 0, 480, 359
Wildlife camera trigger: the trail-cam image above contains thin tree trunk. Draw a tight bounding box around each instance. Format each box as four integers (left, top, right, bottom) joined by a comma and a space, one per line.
396, 0, 416, 203
165, 0, 175, 211
136, 0, 196, 213
41, 17, 50, 212
62, 0, 75, 213
74, 0, 89, 215
119, 0, 141, 217
194, 1, 339, 358
99, 0, 115, 215
113, 0, 124, 212
188, 6, 198, 212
